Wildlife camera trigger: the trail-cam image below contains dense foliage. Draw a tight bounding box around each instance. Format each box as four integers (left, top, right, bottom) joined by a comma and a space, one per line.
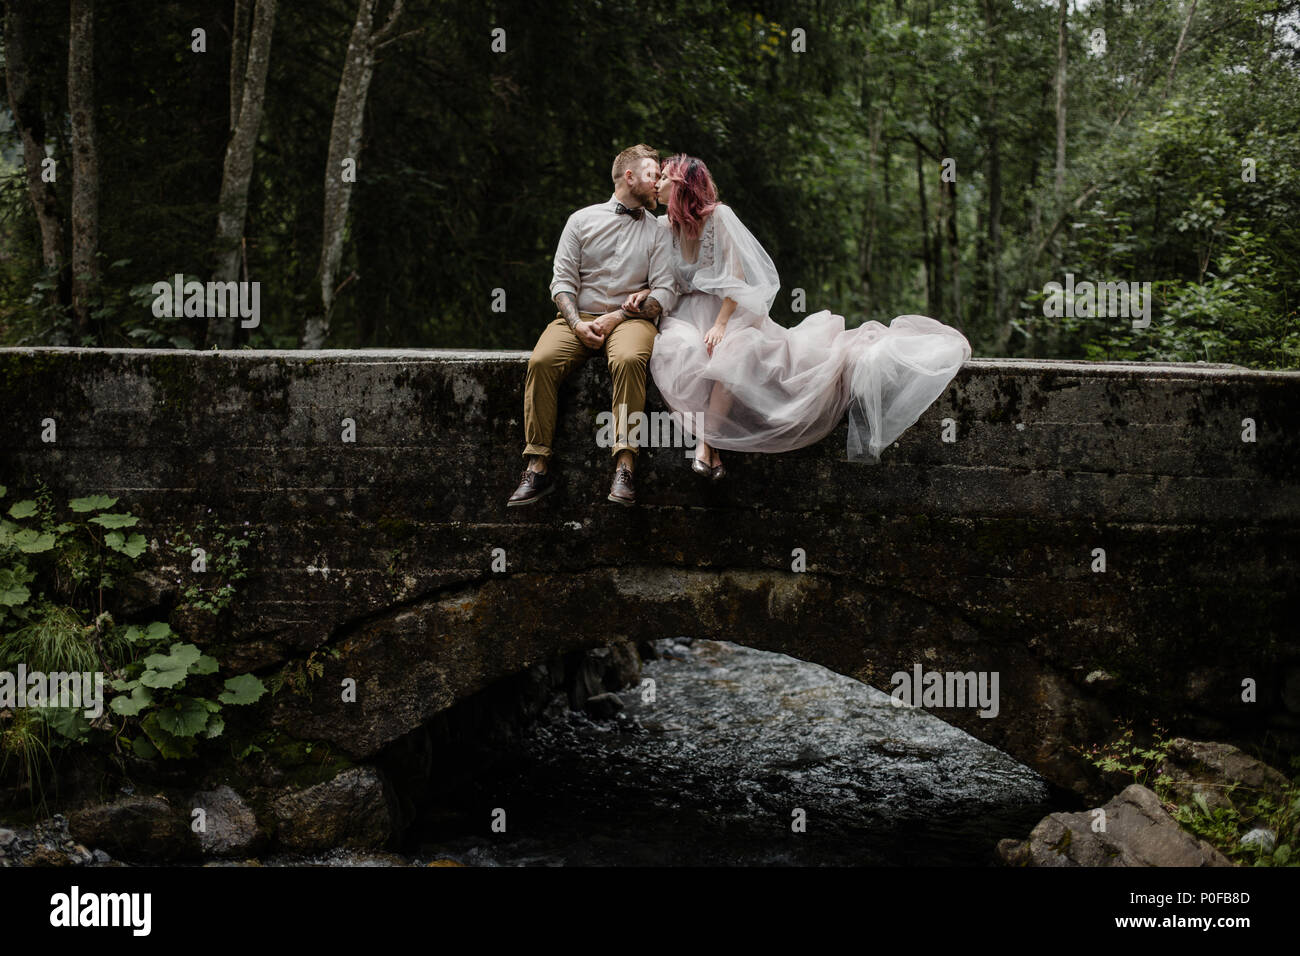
1, 0, 1297, 366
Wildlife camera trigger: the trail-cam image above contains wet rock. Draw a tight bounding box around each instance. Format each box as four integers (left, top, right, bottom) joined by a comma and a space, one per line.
92, 849, 112, 864
568, 648, 611, 708
998, 784, 1232, 867
1161, 738, 1290, 812
1240, 828, 1276, 853
269, 766, 392, 853
0, 828, 15, 847
190, 785, 261, 857
66, 795, 201, 863
606, 640, 642, 688
583, 692, 625, 719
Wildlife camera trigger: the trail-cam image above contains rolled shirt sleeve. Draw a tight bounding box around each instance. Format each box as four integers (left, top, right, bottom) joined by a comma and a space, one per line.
549, 212, 582, 301
645, 219, 677, 318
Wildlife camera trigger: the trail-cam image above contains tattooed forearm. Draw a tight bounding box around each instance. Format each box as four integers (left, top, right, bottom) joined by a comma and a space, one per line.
555, 292, 581, 331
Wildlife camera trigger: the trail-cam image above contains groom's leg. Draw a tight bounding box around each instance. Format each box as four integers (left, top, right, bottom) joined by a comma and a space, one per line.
523, 314, 595, 459
604, 317, 658, 461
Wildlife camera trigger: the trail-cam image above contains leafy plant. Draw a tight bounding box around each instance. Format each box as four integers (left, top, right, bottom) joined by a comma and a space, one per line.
0, 482, 267, 808
267, 647, 331, 701
168, 520, 257, 617
1084, 720, 1300, 866
107, 622, 265, 759
1081, 719, 1175, 796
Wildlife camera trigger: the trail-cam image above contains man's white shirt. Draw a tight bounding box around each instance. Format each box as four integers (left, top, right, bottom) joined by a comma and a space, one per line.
549, 194, 677, 321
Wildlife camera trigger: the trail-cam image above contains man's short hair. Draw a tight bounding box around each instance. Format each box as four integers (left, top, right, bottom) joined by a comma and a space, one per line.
612, 144, 659, 185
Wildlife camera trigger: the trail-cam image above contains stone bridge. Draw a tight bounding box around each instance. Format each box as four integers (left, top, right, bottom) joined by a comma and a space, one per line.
1, 347, 1297, 798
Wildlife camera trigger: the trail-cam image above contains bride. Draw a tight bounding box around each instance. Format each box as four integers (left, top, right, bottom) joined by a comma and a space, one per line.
624, 153, 972, 477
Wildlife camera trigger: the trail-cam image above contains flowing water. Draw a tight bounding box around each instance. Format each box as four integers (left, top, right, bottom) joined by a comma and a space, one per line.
398, 638, 1081, 866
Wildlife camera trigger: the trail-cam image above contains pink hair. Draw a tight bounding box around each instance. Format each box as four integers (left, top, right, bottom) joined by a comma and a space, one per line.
664, 154, 719, 241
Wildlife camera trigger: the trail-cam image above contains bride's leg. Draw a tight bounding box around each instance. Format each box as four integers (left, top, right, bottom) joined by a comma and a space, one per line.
703, 381, 735, 465
694, 438, 714, 466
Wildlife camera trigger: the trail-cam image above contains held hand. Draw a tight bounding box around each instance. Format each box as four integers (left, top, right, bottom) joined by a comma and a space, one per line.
704, 322, 726, 355
622, 289, 651, 313
575, 320, 605, 350
589, 310, 624, 337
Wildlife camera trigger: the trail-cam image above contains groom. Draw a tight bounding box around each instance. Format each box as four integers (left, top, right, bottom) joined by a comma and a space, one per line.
507, 144, 677, 507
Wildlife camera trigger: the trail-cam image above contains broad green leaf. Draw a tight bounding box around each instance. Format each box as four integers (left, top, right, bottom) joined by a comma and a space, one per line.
8, 500, 38, 519
105, 531, 147, 558
12, 528, 56, 553
69, 494, 118, 512
89, 513, 140, 529
203, 714, 225, 739
156, 696, 211, 737
132, 735, 159, 759
43, 706, 92, 741
218, 673, 267, 706
143, 642, 202, 672
140, 667, 189, 689
0, 570, 31, 607
1275, 845, 1292, 866
192, 655, 220, 676
140, 643, 202, 688
141, 712, 196, 759
129, 621, 173, 644
110, 683, 154, 716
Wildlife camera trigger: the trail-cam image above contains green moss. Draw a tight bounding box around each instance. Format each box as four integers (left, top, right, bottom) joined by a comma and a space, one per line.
1, 350, 65, 396
376, 515, 416, 540
230, 729, 355, 790
149, 353, 204, 416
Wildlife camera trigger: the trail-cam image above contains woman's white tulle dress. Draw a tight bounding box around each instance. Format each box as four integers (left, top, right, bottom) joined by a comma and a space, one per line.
647, 203, 972, 462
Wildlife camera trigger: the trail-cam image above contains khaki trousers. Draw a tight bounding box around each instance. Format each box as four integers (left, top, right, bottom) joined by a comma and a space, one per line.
523, 311, 658, 459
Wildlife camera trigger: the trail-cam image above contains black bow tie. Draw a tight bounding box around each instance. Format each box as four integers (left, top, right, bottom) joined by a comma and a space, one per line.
615, 202, 644, 220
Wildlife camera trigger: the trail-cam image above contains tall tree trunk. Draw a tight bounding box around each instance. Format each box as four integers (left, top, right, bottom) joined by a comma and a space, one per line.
914, 141, 933, 314
859, 105, 884, 322
302, 0, 404, 349
1045, 0, 1069, 356
1054, 0, 1067, 199
230, 0, 250, 130
68, 0, 99, 338
1162, 0, 1199, 100
209, 0, 277, 349
944, 171, 961, 330
982, 0, 1004, 345
4, 0, 69, 312
935, 109, 961, 329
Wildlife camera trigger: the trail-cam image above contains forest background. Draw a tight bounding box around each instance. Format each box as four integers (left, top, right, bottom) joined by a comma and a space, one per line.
1, 0, 1296, 369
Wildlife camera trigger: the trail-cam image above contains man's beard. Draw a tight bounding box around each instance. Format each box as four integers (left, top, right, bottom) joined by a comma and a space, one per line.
636, 184, 657, 209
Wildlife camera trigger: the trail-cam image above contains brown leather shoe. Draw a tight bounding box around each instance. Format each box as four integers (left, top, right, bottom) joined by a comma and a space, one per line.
608, 463, 636, 506
507, 467, 555, 507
